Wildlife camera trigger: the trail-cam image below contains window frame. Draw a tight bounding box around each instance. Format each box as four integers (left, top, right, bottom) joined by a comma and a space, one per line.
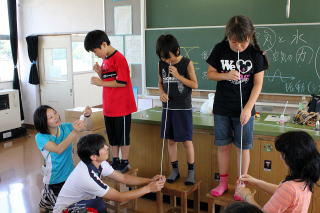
71, 34, 101, 75
0, 0, 13, 83
0, 35, 13, 82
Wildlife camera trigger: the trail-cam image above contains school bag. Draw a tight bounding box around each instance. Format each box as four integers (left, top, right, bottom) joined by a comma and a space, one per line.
293, 110, 320, 126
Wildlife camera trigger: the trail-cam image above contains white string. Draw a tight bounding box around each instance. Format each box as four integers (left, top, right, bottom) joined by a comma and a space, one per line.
286, 0, 291, 18
160, 62, 171, 175
238, 50, 244, 180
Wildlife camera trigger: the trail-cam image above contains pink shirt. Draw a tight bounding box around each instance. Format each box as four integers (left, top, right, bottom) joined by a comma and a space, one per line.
263, 181, 312, 213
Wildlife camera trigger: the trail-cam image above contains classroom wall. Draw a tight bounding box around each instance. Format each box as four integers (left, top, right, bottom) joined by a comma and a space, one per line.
14, 0, 104, 124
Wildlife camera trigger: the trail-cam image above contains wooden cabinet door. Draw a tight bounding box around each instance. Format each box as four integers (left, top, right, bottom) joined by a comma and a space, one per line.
130, 123, 169, 178
192, 129, 214, 201
258, 137, 288, 206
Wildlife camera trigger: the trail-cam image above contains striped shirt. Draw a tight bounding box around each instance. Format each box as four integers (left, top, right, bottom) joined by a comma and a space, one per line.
263, 180, 312, 213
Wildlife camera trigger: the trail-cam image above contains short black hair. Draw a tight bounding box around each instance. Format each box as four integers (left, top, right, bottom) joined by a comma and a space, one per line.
84, 30, 110, 52
77, 134, 106, 164
156, 34, 180, 59
33, 105, 55, 134
275, 131, 320, 192
223, 201, 263, 213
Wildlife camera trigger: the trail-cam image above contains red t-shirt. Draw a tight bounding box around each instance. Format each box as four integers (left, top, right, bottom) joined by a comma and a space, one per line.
100, 51, 137, 117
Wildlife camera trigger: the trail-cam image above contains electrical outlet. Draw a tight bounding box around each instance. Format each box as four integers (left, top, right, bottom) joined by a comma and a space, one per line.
214, 173, 220, 181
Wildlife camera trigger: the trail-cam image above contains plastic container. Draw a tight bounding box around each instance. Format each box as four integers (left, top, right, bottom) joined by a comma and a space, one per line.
279, 114, 285, 126
298, 96, 308, 111
316, 120, 320, 131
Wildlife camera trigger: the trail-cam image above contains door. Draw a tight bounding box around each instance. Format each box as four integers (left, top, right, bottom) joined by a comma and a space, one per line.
39, 35, 74, 121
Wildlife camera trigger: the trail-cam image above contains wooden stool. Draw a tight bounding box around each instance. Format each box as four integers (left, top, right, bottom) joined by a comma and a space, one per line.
156, 178, 201, 213
206, 185, 235, 213
103, 168, 139, 213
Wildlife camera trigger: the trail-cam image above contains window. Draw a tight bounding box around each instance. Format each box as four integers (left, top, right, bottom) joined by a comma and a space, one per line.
0, 0, 13, 82
44, 48, 68, 81
72, 35, 101, 73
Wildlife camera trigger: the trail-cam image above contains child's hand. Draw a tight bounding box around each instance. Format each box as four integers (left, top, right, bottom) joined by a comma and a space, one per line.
168, 65, 180, 78
152, 175, 166, 183
91, 76, 103, 86
83, 106, 92, 117
240, 107, 251, 125
237, 187, 256, 202
147, 180, 165, 192
226, 70, 240, 81
239, 174, 259, 186
160, 92, 169, 103
93, 62, 101, 75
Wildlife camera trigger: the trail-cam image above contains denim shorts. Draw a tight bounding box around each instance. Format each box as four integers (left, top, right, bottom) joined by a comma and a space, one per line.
214, 114, 254, 149
160, 109, 193, 142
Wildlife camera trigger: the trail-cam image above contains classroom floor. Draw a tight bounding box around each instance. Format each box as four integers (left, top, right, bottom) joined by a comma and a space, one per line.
0, 129, 207, 213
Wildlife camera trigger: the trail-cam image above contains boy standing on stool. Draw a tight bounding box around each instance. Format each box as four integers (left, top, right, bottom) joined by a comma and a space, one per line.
84, 30, 137, 173
156, 34, 198, 185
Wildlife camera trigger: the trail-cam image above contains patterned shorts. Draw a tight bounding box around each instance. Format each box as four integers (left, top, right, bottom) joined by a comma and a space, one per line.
39, 182, 64, 211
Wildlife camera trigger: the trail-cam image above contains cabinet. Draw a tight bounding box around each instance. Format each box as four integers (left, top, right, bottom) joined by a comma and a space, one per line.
64, 107, 109, 165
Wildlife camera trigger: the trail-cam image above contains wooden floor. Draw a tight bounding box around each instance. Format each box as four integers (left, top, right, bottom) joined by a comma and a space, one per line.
0, 129, 206, 213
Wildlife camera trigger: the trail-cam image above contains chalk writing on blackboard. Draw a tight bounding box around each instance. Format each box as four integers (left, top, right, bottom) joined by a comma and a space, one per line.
256, 26, 320, 94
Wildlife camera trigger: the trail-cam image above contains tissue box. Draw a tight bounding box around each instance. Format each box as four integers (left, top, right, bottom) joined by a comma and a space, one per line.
65, 107, 105, 130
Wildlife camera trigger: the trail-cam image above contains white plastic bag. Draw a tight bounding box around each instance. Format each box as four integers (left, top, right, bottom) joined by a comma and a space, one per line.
200, 93, 214, 114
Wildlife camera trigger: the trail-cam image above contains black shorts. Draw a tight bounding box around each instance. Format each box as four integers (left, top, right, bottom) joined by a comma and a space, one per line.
160, 109, 193, 142
104, 114, 131, 146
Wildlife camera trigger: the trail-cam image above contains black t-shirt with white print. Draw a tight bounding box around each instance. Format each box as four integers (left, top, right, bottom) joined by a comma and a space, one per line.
159, 57, 192, 109
206, 40, 268, 117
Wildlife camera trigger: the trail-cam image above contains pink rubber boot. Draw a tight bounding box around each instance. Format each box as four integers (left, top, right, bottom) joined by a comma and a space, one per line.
210, 174, 228, 197
234, 181, 245, 201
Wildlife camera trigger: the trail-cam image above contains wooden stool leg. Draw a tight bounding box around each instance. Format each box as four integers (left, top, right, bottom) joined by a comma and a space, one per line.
114, 183, 121, 212
194, 186, 200, 213
208, 199, 214, 213
156, 191, 164, 213
129, 186, 138, 211
116, 201, 121, 213
133, 196, 138, 211
180, 193, 187, 213
170, 195, 177, 208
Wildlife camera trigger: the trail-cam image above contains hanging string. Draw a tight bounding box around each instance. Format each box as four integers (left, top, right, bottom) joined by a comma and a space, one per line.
238, 50, 244, 180
160, 62, 171, 175
286, 0, 291, 18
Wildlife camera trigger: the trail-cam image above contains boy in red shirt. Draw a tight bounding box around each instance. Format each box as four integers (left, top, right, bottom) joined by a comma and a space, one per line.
84, 30, 137, 173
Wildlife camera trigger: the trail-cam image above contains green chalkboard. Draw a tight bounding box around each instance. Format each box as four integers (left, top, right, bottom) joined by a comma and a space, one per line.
146, 0, 320, 28
145, 25, 320, 94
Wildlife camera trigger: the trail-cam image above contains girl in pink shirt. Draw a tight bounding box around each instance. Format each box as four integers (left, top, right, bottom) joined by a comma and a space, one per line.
238, 131, 320, 213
